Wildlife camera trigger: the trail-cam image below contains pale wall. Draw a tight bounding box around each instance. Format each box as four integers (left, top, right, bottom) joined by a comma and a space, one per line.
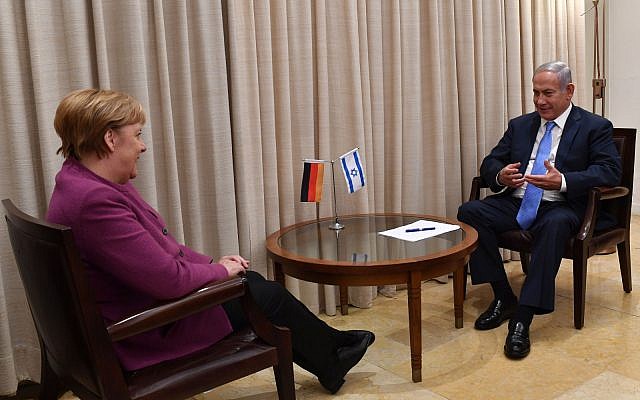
585, 0, 640, 213
606, 0, 640, 214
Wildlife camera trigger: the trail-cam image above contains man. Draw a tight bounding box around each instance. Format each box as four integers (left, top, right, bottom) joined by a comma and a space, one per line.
457, 61, 621, 359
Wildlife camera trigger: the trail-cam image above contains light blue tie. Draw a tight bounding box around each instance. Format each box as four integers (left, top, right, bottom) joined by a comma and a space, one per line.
516, 121, 556, 230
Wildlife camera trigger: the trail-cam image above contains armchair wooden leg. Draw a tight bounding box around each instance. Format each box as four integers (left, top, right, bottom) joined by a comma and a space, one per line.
519, 252, 530, 275
273, 329, 296, 400
39, 350, 64, 400
339, 285, 349, 315
273, 363, 296, 400
618, 240, 632, 293
572, 257, 588, 329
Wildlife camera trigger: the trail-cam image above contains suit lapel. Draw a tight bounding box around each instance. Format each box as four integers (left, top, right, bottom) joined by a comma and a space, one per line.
555, 106, 582, 170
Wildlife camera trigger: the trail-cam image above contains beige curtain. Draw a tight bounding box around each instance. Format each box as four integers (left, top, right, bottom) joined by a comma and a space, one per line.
0, 0, 585, 394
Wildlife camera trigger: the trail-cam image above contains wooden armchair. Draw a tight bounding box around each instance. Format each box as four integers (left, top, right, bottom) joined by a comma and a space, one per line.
2, 199, 296, 400
464, 127, 636, 329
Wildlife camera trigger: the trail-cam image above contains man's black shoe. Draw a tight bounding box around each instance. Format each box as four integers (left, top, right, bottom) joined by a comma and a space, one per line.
474, 298, 517, 330
319, 330, 375, 394
504, 321, 530, 359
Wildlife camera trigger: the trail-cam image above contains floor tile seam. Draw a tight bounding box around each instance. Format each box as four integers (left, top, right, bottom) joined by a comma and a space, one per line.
554, 292, 640, 318
593, 303, 640, 318
357, 357, 418, 390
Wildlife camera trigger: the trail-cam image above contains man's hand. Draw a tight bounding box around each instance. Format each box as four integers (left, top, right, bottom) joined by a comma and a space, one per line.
523, 160, 562, 190
498, 162, 525, 188
218, 255, 250, 277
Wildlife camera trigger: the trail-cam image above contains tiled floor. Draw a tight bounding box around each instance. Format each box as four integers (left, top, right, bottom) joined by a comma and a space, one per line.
63, 220, 640, 400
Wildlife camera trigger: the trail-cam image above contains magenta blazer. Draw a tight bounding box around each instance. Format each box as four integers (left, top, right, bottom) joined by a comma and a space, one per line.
47, 158, 233, 370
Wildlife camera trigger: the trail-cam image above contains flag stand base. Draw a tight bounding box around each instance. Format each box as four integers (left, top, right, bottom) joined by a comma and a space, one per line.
328, 222, 344, 230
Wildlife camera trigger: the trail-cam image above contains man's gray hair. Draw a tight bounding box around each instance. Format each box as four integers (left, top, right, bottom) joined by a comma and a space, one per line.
534, 61, 573, 91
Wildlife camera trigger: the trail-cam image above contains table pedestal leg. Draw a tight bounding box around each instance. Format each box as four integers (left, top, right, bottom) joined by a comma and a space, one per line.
339, 285, 349, 315
408, 271, 422, 382
274, 261, 285, 286
453, 266, 464, 329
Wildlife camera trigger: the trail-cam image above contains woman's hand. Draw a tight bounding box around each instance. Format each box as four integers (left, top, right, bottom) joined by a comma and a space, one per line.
218, 255, 250, 277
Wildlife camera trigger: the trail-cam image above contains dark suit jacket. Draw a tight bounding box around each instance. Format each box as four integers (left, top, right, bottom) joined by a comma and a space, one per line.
479, 105, 622, 221
47, 158, 233, 371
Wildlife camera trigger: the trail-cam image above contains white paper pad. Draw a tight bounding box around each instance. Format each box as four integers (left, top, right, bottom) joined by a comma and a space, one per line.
378, 220, 461, 242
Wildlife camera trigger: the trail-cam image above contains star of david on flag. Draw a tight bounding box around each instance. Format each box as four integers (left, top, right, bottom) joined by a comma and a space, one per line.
339, 148, 366, 193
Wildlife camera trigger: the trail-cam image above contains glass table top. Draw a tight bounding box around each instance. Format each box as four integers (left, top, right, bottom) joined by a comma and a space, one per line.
277, 214, 466, 263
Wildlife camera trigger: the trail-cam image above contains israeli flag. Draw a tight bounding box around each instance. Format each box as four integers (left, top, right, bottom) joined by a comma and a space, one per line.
339, 148, 366, 193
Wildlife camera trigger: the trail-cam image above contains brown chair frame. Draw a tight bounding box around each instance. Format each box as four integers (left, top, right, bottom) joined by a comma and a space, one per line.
464, 127, 635, 329
3, 199, 296, 400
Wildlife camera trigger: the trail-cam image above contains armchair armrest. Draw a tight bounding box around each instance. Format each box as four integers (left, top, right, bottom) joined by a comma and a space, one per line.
575, 186, 629, 241
468, 177, 630, 242
107, 276, 246, 341
469, 176, 488, 202
596, 185, 629, 200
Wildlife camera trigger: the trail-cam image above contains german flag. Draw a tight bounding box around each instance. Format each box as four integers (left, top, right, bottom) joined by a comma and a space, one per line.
300, 161, 325, 202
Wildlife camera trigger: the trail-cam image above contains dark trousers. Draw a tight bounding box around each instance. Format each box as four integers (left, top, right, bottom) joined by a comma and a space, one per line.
222, 271, 340, 377
457, 195, 580, 312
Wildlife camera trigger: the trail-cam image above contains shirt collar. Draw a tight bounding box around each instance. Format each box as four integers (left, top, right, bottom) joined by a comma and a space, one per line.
542, 103, 572, 131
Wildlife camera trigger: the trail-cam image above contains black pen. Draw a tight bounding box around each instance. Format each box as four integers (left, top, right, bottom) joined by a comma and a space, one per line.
405, 227, 435, 232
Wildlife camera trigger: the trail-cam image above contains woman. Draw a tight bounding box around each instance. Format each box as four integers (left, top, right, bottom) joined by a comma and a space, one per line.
46, 88, 374, 394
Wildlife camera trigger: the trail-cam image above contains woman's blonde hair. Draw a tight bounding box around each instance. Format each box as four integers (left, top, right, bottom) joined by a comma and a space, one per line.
54, 88, 146, 159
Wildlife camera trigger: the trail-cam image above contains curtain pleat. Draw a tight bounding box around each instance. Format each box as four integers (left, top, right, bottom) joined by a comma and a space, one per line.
0, 0, 585, 394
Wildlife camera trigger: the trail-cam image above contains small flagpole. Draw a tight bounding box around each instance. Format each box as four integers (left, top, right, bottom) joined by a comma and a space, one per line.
328, 159, 344, 230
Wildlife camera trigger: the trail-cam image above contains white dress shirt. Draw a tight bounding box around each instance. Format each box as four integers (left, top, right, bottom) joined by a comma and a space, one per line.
511, 104, 572, 201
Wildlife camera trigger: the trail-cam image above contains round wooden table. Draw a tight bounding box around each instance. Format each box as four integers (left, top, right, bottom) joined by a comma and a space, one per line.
265, 213, 478, 383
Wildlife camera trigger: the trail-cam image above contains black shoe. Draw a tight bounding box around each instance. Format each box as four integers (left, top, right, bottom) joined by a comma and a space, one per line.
504, 321, 530, 359
318, 330, 375, 394
474, 298, 517, 330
